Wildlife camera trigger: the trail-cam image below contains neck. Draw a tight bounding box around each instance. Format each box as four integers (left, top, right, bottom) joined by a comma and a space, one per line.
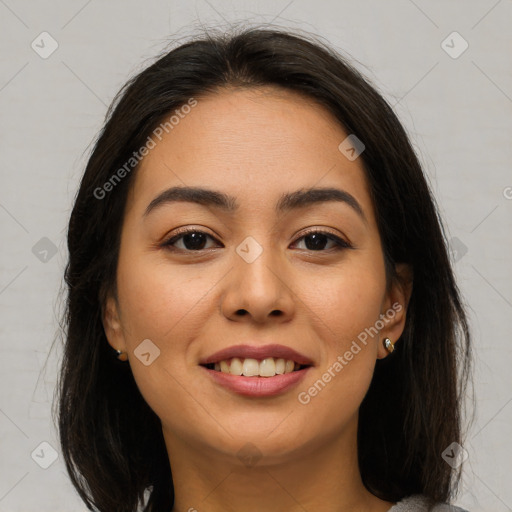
164, 418, 395, 512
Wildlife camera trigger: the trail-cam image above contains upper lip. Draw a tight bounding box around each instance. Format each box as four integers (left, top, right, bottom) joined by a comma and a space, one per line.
199, 344, 315, 366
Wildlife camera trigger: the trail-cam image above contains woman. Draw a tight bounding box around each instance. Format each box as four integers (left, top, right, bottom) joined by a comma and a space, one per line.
55, 25, 473, 512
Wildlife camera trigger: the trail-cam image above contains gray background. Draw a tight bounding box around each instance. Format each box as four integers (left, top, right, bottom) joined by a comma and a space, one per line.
1, 1, 511, 511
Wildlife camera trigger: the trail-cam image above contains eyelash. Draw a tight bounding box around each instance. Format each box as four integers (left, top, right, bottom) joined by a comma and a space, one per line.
161, 227, 352, 253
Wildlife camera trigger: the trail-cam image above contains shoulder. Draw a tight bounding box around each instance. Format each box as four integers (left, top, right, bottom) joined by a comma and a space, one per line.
388, 494, 470, 512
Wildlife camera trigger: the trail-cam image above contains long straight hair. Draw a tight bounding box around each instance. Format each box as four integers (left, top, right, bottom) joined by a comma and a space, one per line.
54, 24, 473, 512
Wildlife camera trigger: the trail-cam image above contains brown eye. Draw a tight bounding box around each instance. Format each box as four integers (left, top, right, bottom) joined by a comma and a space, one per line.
292, 231, 351, 251
162, 230, 220, 251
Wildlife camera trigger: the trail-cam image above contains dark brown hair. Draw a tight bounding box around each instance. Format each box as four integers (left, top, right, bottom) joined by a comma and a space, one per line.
54, 24, 473, 511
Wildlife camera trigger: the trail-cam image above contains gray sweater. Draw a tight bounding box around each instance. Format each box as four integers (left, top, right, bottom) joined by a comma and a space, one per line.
388, 494, 469, 511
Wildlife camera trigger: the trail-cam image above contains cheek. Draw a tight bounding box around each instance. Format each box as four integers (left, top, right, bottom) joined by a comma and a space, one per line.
306, 254, 386, 349
296, 267, 384, 435
116, 250, 216, 344
295, 252, 384, 413
114, 252, 214, 431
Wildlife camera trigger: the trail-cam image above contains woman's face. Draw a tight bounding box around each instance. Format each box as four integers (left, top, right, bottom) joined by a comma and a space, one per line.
104, 86, 409, 465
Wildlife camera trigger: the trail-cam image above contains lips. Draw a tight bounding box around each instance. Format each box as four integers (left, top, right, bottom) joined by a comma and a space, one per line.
203, 365, 312, 397
199, 344, 315, 367
199, 344, 314, 396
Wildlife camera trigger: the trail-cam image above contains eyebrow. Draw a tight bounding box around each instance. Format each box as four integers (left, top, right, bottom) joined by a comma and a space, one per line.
144, 185, 367, 223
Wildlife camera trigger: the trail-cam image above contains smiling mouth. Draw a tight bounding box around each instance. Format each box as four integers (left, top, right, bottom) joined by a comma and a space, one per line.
201, 357, 311, 378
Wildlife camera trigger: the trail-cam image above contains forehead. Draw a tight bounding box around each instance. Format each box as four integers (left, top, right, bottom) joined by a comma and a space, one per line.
128, 86, 373, 218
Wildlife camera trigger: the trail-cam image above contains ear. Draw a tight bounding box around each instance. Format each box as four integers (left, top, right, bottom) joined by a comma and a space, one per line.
102, 293, 126, 354
377, 263, 413, 359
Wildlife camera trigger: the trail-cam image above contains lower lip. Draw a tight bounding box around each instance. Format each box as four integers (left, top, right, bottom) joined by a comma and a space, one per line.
201, 366, 311, 397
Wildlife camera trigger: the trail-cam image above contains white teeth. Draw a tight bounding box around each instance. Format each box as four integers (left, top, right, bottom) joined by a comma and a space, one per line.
242, 358, 259, 376
230, 357, 243, 375
259, 358, 276, 377
214, 357, 303, 377
275, 358, 285, 374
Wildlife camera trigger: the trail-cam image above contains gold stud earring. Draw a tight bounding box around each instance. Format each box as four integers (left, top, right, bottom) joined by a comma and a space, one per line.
383, 338, 395, 354
116, 349, 128, 362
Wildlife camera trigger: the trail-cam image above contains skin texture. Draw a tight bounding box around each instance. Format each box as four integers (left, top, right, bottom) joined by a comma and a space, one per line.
103, 86, 412, 512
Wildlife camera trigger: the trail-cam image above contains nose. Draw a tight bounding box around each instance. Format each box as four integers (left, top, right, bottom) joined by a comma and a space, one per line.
220, 244, 295, 324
